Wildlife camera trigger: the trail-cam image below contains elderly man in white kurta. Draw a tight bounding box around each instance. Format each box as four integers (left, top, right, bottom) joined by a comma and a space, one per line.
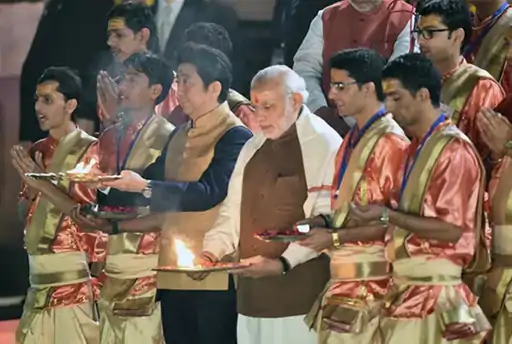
196, 65, 342, 344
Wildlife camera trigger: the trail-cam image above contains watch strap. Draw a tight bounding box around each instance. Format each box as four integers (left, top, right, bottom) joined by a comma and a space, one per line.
278, 256, 291, 275
331, 231, 341, 249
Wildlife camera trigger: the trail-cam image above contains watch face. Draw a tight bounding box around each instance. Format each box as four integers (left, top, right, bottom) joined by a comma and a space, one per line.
143, 188, 152, 198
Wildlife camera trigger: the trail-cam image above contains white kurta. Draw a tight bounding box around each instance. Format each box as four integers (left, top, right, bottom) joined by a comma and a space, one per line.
238, 314, 317, 344
203, 105, 342, 344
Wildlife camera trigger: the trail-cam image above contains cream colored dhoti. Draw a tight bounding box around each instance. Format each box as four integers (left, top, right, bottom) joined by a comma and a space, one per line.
237, 314, 316, 344
16, 252, 99, 344
480, 225, 512, 344
99, 253, 163, 344
311, 246, 389, 344
382, 257, 490, 344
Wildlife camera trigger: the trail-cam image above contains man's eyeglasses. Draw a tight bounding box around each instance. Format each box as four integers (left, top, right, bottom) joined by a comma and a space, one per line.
412, 28, 451, 40
330, 81, 358, 91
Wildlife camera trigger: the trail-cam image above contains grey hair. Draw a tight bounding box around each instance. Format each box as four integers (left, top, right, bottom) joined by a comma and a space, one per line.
251, 65, 309, 103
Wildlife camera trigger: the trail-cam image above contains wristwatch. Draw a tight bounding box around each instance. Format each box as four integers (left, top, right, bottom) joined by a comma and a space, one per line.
278, 256, 291, 275
380, 208, 390, 226
331, 231, 341, 249
142, 182, 152, 199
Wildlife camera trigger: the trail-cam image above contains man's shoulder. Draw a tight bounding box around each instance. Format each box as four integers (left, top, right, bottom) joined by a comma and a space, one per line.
31, 137, 50, 153
322, 1, 349, 18
302, 109, 343, 147
436, 125, 479, 159
463, 62, 496, 81
217, 126, 253, 147
386, 0, 414, 12
97, 125, 117, 140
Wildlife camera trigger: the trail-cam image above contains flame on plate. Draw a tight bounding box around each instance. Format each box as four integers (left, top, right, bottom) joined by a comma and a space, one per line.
67, 159, 97, 174
175, 239, 195, 268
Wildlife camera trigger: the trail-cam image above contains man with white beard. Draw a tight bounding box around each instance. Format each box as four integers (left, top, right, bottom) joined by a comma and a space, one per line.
194, 65, 342, 344
293, 0, 417, 136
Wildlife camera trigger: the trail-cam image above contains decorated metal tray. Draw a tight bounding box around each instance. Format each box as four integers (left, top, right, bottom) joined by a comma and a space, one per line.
66, 174, 121, 182
24, 172, 63, 181
25, 172, 121, 183
254, 229, 308, 243
81, 204, 149, 220
154, 262, 249, 273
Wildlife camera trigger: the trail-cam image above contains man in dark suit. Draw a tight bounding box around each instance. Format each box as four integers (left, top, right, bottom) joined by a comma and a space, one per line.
153, 0, 238, 68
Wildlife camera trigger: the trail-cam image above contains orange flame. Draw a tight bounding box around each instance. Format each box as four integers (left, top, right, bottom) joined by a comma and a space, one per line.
67, 158, 97, 174
174, 239, 195, 268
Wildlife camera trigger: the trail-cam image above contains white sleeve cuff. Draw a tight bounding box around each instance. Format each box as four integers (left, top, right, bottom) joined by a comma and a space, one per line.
98, 187, 110, 195
282, 243, 319, 269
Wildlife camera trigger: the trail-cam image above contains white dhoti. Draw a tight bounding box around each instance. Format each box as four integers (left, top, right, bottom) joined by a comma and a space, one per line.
237, 314, 316, 344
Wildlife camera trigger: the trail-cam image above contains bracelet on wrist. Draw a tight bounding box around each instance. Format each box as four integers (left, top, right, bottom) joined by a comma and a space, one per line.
379, 208, 390, 226
331, 231, 341, 249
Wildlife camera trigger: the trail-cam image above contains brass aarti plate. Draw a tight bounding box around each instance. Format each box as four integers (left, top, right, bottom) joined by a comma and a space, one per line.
254, 230, 308, 243
154, 263, 249, 273
66, 174, 121, 182
25, 173, 121, 183
80, 204, 149, 220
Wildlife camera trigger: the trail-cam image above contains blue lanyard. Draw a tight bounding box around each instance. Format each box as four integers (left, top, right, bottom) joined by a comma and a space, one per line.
115, 115, 153, 173
400, 114, 448, 198
464, 3, 509, 59
335, 107, 387, 195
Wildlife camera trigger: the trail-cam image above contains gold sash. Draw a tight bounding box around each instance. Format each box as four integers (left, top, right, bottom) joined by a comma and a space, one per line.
158, 102, 243, 290
124, 115, 175, 174
392, 126, 487, 274
474, 9, 512, 82
25, 130, 96, 254
107, 115, 174, 255
441, 63, 494, 125
332, 115, 404, 228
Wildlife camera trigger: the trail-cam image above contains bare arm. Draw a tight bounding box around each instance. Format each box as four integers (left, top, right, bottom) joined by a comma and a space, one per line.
336, 224, 387, 244
36, 182, 78, 215
388, 209, 462, 243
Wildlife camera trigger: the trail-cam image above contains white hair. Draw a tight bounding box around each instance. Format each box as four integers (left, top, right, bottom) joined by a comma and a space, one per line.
251, 65, 309, 103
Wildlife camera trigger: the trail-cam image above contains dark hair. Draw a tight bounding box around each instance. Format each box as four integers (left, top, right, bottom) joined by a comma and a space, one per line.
37, 66, 82, 120
417, 0, 472, 52
382, 53, 441, 107
329, 48, 386, 101
177, 43, 232, 103
184, 22, 233, 58
107, 2, 158, 52
123, 52, 173, 105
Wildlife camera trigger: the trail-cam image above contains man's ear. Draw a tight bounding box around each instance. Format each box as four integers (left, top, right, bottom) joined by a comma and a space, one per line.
290, 92, 303, 111
151, 84, 163, 102
417, 87, 431, 103
65, 99, 78, 115
209, 81, 222, 101
139, 28, 151, 47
